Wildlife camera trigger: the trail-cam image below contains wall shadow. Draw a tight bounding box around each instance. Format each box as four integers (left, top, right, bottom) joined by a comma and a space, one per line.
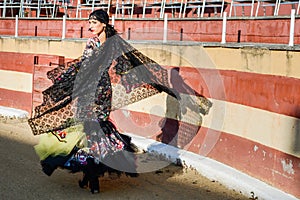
157, 67, 212, 149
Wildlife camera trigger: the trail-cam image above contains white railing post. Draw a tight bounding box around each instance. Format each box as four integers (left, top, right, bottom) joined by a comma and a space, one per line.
289, 9, 295, 47
163, 14, 168, 43
3, 0, 6, 17
62, 15, 66, 39
112, 15, 115, 27
221, 12, 227, 44
15, 15, 18, 37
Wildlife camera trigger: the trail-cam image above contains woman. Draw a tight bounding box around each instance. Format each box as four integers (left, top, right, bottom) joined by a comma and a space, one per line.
28, 9, 184, 193
29, 8, 213, 194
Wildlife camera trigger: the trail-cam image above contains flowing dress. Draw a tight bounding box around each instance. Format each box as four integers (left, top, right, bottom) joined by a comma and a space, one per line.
28, 34, 213, 193
28, 34, 181, 177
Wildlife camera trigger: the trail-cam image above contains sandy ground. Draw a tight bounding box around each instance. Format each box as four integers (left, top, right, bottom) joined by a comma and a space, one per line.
0, 118, 251, 200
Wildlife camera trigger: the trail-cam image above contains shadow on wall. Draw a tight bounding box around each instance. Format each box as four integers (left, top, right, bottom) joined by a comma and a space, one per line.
157, 67, 212, 149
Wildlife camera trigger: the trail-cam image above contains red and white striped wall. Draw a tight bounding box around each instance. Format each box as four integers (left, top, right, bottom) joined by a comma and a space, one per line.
0, 52, 65, 114
111, 68, 300, 198
0, 52, 34, 113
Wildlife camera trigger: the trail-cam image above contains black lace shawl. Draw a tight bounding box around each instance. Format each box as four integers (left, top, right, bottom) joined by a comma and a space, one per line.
28, 35, 179, 135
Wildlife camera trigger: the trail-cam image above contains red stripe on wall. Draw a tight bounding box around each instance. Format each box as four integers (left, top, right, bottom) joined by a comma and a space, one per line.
111, 109, 163, 139
0, 88, 32, 114
111, 108, 201, 149
175, 67, 300, 118
0, 52, 35, 73
221, 70, 300, 119
0, 52, 64, 74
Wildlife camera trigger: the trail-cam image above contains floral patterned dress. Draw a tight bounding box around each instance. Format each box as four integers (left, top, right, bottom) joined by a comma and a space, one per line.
28, 34, 212, 193
32, 35, 138, 177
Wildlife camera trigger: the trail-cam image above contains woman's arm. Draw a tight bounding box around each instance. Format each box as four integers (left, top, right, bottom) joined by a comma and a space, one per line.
81, 37, 101, 62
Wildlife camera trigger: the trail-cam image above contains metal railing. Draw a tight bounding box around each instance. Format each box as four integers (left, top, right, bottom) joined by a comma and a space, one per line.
0, 0, 299, 18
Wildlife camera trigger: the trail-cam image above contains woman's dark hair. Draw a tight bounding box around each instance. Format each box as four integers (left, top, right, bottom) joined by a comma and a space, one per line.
89, 9, 117, 38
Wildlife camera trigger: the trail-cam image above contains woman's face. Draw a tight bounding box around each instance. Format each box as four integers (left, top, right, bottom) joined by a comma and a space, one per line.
88, 18, 105, 36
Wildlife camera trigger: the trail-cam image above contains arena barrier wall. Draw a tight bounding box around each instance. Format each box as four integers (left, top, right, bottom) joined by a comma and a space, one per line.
0, 37, 299, 199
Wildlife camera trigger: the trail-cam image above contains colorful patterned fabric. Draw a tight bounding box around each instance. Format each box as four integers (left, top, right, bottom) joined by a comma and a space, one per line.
28, 35, 176, 135
28, 34, 212, 172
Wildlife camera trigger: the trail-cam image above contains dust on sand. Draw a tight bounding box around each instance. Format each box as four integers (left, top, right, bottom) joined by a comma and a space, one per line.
0, 118, 251, 200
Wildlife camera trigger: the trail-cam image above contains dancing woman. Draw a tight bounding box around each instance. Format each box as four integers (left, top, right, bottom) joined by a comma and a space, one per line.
28, 9, 211, 194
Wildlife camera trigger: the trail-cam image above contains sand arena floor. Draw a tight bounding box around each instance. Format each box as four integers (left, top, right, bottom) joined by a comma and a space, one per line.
0, 119, 251, 200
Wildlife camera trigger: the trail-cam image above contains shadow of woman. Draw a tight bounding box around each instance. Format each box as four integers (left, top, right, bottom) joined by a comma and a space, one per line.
157, 67, 212, 149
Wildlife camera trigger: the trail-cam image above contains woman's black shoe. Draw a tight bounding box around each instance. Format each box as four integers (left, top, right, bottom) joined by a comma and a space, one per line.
89, 176, 99, 194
